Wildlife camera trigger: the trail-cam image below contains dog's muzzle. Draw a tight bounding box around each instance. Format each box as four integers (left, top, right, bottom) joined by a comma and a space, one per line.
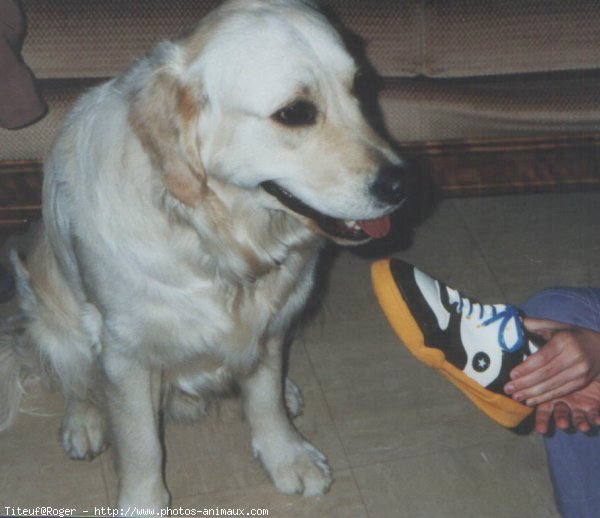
261, 158, 415, 243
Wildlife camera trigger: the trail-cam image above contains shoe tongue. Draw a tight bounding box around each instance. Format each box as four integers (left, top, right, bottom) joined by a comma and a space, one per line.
357, 215, 391, 239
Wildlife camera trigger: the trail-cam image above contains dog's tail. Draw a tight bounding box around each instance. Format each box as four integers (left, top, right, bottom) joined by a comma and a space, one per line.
0, 252, 44, 432
0, 316, 38, 431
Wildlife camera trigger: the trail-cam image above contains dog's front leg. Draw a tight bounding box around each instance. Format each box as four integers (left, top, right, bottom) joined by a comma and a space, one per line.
102, 351, 169, 511
242, 336, 331, 496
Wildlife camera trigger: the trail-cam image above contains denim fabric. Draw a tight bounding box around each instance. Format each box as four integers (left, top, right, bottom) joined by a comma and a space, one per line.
521, 288, 600, 518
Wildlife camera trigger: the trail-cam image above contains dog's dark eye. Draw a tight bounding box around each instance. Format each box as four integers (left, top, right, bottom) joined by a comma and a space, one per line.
272, 100, 318, 127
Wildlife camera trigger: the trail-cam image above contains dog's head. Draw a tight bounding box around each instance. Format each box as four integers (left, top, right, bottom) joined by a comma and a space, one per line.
130, 0, 414, 246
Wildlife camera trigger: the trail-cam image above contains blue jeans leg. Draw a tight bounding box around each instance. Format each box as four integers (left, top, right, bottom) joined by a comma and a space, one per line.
520, 288, 600, 518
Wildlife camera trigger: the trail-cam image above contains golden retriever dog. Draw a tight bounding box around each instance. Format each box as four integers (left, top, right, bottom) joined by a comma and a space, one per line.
0, 0, 411, 510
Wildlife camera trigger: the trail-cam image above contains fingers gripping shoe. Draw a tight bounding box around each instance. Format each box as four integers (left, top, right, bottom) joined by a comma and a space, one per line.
371, 259, 539, 428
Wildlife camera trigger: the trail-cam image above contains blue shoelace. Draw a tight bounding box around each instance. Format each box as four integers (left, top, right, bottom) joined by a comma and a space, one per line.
454, 296, 525, 353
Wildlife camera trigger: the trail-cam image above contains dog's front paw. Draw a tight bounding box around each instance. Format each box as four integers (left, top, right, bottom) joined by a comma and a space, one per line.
60, 402, 108, 460
254, 435, 331, 496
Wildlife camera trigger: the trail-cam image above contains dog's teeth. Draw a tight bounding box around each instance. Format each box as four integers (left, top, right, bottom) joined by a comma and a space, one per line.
344, 220, 360, 231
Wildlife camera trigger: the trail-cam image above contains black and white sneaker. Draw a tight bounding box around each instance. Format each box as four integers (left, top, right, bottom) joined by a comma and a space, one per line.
372, 258, 540, 428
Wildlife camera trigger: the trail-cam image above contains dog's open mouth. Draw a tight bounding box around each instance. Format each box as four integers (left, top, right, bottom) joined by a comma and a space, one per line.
261, 181, 391, 241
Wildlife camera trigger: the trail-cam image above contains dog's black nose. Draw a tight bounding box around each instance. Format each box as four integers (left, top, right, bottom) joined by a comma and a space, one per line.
371, 161, 408, 205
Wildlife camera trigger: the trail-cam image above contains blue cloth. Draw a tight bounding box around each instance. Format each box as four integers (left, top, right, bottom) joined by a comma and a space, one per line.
520, 287, 600, 518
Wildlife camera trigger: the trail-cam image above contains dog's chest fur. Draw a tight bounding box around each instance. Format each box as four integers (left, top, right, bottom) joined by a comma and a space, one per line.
101, 231, 321, 388
164, 247, 319, 394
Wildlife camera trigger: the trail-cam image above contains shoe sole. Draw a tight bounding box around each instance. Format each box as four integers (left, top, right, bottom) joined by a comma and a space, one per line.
371, 259, 533, 428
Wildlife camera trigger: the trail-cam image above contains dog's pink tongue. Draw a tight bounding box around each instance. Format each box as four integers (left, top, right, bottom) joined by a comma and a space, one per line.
357, 216, 391, 239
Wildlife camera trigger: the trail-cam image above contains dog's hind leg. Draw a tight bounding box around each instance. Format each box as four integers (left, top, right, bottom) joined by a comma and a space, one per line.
10, 236, 108, 460
162, 385, 211, 422
57, 305, 108, 461
0, 317, 37, 431
60, 395, 108, 460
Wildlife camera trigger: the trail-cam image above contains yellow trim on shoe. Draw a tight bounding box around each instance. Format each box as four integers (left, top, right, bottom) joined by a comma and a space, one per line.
371, 259, 533, 428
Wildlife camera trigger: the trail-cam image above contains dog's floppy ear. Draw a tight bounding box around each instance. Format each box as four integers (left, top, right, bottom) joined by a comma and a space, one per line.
129, 55, 206, 207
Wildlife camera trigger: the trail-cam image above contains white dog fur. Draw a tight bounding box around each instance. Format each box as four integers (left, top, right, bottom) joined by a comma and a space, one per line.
0, 0, 409, 510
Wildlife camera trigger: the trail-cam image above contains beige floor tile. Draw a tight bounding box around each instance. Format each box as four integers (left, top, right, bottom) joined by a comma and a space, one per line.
452, 193, 600, 303
352, 437, 558, 518
323, 381, 524, 469
313, 248, 384, 324
301, 311, 403, 394
389, 200, 506, 300
176, 469, 368, 518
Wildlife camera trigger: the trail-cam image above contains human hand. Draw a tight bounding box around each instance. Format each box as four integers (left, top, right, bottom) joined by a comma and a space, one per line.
504, 318, 600, 406
533, 380, 600, 434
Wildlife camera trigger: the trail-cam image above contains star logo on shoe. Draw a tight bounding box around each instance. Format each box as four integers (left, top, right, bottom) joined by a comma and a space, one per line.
472, 352, 490, 372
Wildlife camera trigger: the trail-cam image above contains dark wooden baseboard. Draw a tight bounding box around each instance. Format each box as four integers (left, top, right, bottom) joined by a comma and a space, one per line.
0, 161, 43, 240
2, 133, 600, 240
404, 133, 600, 197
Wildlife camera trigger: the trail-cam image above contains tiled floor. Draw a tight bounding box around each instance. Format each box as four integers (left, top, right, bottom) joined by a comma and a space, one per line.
2, 191, 598, 517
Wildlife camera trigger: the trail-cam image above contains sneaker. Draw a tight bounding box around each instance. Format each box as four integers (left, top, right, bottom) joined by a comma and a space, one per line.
371, 258, 539, 428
